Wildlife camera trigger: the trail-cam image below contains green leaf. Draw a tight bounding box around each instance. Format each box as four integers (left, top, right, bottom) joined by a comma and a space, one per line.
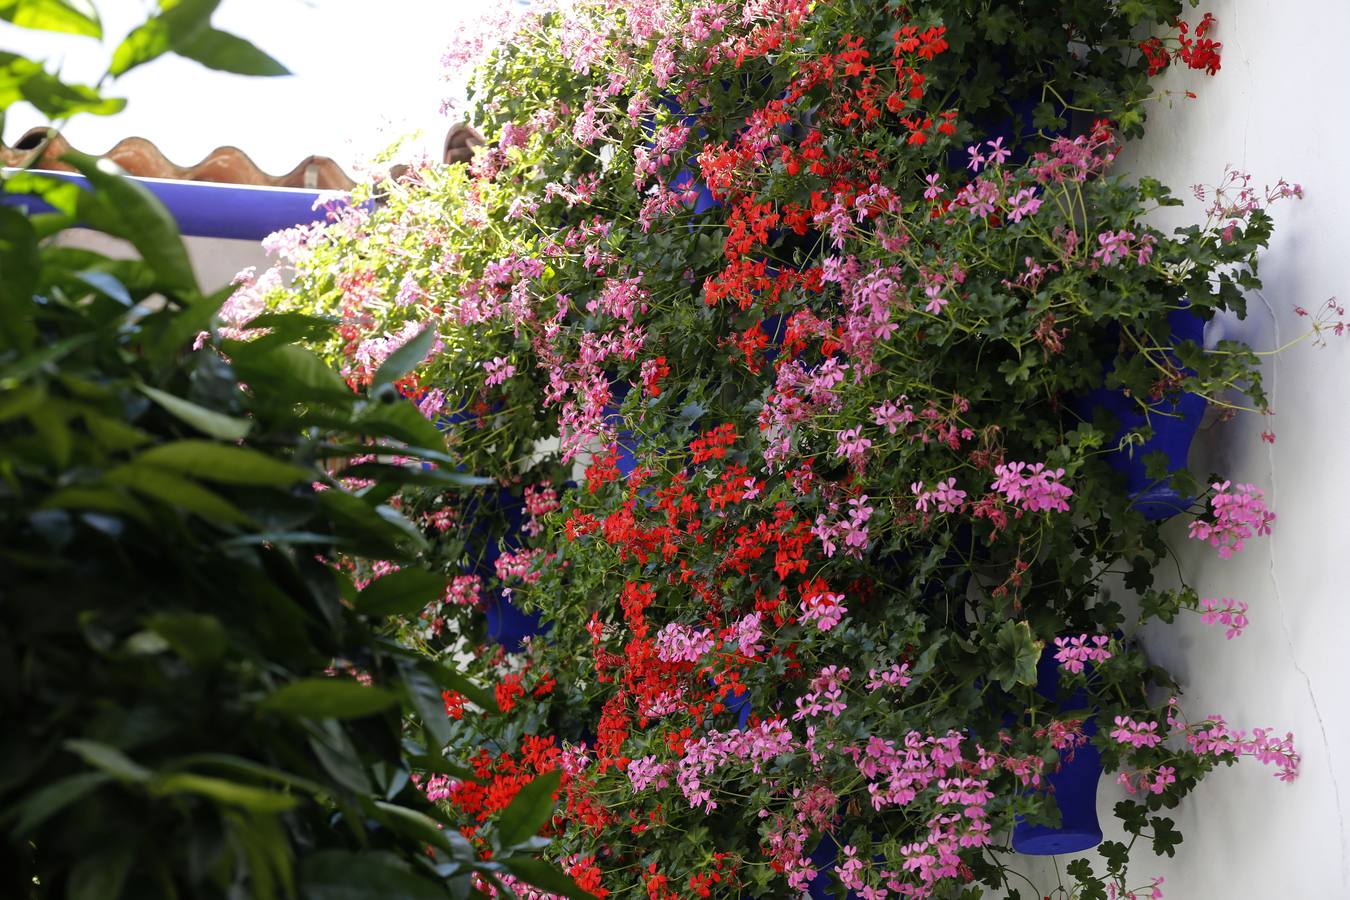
108, 0, 218, 77
299, 849, 449, 900
497, 858, 592, 900
352, 400, 448, 451
494, 769, 559, 848
371, 325, 438, 393
0, 205, 39, 350
64, 739, 151, 782
105, 463, 253, 525
40, 485, 151, 523
991, 620, 1042, 692
354, 567, 446, 618
372, 801, 473, 861
259, 678, 399, 720
397, 659, 453, 751
176, 27, 289, 76
1150, 815, 1183, 857
0, 0, 101, 36
82, 410, 152, 450
151, 772, 298, 812
19, 70, 124, 117
137, 384, 251, 440
135, 440, 310, 486
63, 152, 198, 295
6, 771, 111, 836
68, 848, 133, 900
143, 281, 235, 362
75, 270, 134, 305
415, 658, 498, 714
229, 342, 353, 402
145, 611, 227, 665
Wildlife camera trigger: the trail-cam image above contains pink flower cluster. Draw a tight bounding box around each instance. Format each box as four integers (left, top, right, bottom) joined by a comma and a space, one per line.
991, 461, 1073, 514
865, 663, 912, 692
523, 482, 561, 536
1199, 597, 1249, 639
626, 754, 672, 792
1110, 715, 1164, 749
1188, 480, 1275, 559
1053, 633, 1112, 674
799, 586, 848, 631
1182, 712, 1301, 783
676, 720, 795, 813
483, 355, 516, 386
911, 477, 966, 514
444, 574, 483, 607
654, 622, 715, 663
793, 666, 849, 721
1115, 765, 1176, 796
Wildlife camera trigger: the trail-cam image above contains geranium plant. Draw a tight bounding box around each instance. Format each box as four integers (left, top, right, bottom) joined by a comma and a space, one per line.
258, 1, 1341, 896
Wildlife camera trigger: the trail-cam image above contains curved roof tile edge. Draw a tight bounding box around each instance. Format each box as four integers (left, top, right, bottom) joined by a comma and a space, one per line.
1, 127, 358, 191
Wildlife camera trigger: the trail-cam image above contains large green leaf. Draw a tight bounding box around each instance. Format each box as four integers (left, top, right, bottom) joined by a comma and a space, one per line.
414, 657, 498, 715
0, 205, 39, 350
40, 485, 152, 523
493, 769, 559, 849
64, 739, 151, 783
64, 152, 198, 295
138, 384, 252, 441
299, 849, 449, 900
497, 857, 592, 900
371, 325, 437, 393
0, 0, 100, 36
371, 801, 473, 861
6, 771, 111, 836
150, 773, 298, 812
176, 27, 288, 76
991, 620, 1043, 692
144, 611, 227, 665
352, 400, 449, 450
67, 847, 132, 900
354, 566, 446, 618
259, 679, 399, 720
107, 0, 218, 77
105, 463, 253, 525
229, 342, 354, 402
135, 440, 310, 486
19, 71, 124, 117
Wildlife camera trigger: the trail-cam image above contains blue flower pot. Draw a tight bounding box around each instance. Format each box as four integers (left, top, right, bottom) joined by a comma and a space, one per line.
432, 404, 545, 652
476, 486, 545, 652
1010, 649, 1103, 856
642, 95, 720, 217
1080, 307, 1206, 520
807, 832, 868, 900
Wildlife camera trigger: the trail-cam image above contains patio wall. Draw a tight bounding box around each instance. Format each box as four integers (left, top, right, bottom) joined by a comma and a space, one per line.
55, 228, 272, 291
1018, 1, 1350, 895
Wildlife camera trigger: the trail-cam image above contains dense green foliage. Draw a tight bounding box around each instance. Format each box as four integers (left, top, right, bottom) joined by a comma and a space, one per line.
0, 4, 584, 899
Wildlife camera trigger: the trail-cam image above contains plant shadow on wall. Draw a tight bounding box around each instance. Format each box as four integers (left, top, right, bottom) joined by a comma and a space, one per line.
260, 0, 1345, 898
0, 3, 592, 900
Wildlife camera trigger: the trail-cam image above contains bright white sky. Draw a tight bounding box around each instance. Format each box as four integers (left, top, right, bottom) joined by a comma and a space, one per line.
1, 0, 508, 177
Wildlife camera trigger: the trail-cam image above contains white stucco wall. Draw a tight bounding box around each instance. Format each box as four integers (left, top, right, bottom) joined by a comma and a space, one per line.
55, 228, 270, 292
1019, 2, 1350, 896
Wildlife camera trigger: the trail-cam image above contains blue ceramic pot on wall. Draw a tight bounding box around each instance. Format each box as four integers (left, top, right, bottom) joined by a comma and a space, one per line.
1079, 307, 1207, 521
642, 95, 719, 216
1010, 648, 1104, 855
434, 403, 545, 652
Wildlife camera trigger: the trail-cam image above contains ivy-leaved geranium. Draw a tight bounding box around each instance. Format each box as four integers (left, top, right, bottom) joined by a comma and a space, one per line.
256, 1, 1338, 896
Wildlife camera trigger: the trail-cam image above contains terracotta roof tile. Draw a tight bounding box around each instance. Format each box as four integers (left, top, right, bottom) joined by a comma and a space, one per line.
3, 123, 486, 191
2, 126, 357, 190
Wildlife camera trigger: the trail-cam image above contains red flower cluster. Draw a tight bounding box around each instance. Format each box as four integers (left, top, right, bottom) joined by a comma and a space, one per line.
1139, 13, 1222, 77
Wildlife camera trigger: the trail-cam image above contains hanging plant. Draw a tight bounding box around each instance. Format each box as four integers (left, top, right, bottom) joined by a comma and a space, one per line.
260, 1, 1344, 896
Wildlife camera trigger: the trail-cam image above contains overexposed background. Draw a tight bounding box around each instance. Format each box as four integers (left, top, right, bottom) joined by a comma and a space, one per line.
0, 0, 513, 174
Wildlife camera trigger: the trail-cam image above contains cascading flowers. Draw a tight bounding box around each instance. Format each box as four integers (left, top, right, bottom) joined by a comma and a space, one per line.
257, 0, 1345, 896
